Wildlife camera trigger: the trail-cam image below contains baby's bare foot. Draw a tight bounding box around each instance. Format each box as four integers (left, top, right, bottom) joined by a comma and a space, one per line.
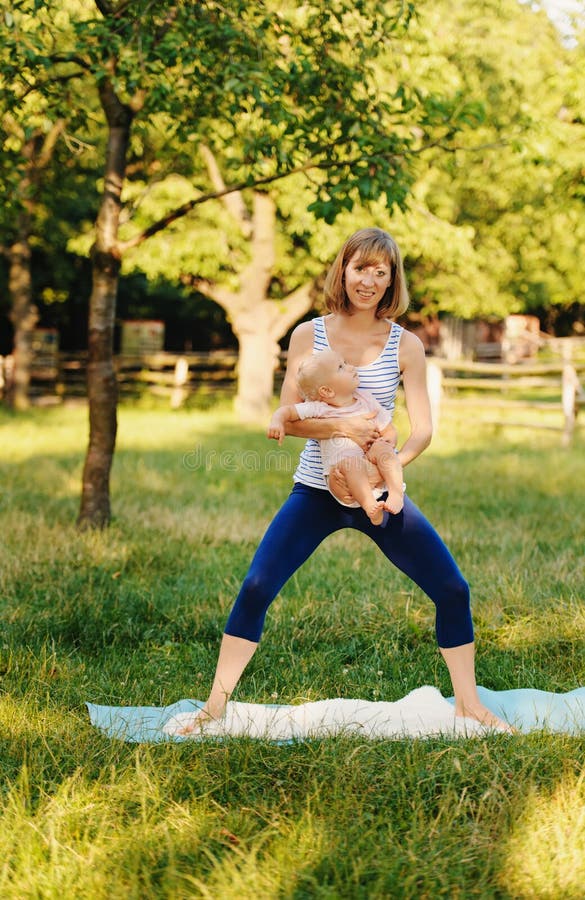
366, 501, 385, 526
382, 489, 404, 516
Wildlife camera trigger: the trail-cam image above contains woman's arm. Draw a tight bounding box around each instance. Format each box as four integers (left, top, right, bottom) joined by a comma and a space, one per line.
286, 411, 378, 449
396, 330, 433, 468
280, 322, 379, 450
279, 321, 314, 406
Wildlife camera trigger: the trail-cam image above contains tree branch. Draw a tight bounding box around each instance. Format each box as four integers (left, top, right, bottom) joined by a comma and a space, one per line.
94, 0, 114, 16
188, 278, 236, 311
62, 130, 96, 154
152, 3, 179, 46
2, 113, 25, 142
112, 0, 135, 16
37, 120, 66, 169
200, 145, 252, 236
118, 135, 501, 253
238, 192, 275, 298
18, 69, 87, 101
47, 52, 92, 71
426, 138, 508, 154
268, 281, 316, 338
117, 152, 385, 252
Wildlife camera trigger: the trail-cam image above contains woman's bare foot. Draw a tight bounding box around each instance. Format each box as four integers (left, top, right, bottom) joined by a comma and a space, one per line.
456, 702, 518, 734
177, 702, 225, 736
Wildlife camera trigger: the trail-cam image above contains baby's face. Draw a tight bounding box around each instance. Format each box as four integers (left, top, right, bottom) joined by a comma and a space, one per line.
318, 352, 359, 397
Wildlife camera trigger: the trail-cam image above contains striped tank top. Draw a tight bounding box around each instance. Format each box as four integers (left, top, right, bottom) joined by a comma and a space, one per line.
293, 316, 403, 490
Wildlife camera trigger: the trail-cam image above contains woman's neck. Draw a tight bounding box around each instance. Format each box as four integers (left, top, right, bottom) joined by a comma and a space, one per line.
322, 311, 392, 369
330, 309, 384, 332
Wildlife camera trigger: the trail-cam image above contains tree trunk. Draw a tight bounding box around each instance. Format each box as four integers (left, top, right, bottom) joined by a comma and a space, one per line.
6, 126, 64, 411
230, 281, 315, 421
77, 247, 121, 528
77, 85, 133, 529
7, 234, 38, 410
203, 192, 315, 422
234, 323, 282, 422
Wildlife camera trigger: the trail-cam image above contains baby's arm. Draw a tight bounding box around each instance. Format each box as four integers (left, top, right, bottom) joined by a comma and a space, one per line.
286, 412, 378, 449
267, 404, 301, 445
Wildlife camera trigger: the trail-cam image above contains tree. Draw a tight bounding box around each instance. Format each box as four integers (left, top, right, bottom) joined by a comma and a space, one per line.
2, 0, 487, 527
112, 147, 323, 422
0, 1, 103, 407
1, 118, 64, 408
186, 149, 318, 422
390, 0, 585, 322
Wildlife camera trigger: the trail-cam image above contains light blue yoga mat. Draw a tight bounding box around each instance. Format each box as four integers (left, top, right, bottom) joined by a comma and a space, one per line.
86, 698, 205, 744
86, 686, 585, 744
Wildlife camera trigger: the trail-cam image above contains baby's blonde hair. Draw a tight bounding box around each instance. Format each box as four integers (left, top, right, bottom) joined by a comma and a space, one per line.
296, 350, 339, 401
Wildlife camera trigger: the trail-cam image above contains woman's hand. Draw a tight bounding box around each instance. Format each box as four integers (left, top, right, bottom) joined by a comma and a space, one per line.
341, 413, 380, 451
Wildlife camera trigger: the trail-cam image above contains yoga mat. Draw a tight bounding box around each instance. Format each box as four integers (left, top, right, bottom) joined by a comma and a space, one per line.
86, 685, 585, 744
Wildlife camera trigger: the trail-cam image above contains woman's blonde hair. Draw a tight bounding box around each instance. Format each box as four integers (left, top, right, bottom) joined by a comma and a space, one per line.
323, 227, 409, 319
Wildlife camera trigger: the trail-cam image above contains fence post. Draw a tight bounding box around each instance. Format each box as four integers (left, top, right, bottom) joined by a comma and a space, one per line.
561, 364, 580, 447
0, 356, 14, 404
171, 357, 189, 409
426, 359, 443, 432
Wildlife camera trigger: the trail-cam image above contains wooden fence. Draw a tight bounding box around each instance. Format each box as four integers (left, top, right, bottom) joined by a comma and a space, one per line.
426, 357, 585, 446
1, 346, 583, 446
0, 350, 278, 405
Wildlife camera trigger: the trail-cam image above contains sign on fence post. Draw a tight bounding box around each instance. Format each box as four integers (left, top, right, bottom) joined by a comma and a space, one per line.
120, 320, 165, 356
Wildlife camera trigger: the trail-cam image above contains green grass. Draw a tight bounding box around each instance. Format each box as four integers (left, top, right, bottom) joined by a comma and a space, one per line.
0, 401, 584, 898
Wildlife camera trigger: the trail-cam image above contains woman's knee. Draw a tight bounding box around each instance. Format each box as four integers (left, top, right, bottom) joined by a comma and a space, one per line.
447, 573, 470, 605
237, 570, 275, 614
224, 571, 274, 642
434, 573, 473, 647
434, 572, 470, 613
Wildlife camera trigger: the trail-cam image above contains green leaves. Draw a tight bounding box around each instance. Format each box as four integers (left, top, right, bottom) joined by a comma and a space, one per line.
1, 0, 481, 232
2, 0, 583, 326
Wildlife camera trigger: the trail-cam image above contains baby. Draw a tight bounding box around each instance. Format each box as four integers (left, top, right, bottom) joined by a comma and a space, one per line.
268, 349, 404, 524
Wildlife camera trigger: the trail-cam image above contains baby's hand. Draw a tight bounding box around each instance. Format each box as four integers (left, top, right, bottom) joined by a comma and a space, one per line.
267, 419, 285, 445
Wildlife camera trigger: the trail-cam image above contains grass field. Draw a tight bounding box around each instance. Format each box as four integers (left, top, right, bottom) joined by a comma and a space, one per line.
1, 400, 584, 898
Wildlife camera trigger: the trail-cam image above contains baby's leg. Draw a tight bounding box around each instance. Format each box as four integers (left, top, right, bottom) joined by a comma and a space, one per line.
333, 456, 384, 525
367, 439, 404, 514
328, 463, 381, 506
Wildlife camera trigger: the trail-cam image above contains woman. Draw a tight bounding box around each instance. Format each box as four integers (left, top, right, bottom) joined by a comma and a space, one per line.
180, 227, 510, 734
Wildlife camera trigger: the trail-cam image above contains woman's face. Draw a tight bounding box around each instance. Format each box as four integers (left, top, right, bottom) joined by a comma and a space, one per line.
343, 251, 391, 312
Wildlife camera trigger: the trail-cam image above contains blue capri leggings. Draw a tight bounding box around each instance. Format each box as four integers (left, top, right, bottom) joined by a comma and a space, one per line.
225, 483, 473, 649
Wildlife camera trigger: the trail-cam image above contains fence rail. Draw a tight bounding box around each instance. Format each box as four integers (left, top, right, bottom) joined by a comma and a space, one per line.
1, 349, 583, 446
426, 358, 584, 446
0, 350, 282, 405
